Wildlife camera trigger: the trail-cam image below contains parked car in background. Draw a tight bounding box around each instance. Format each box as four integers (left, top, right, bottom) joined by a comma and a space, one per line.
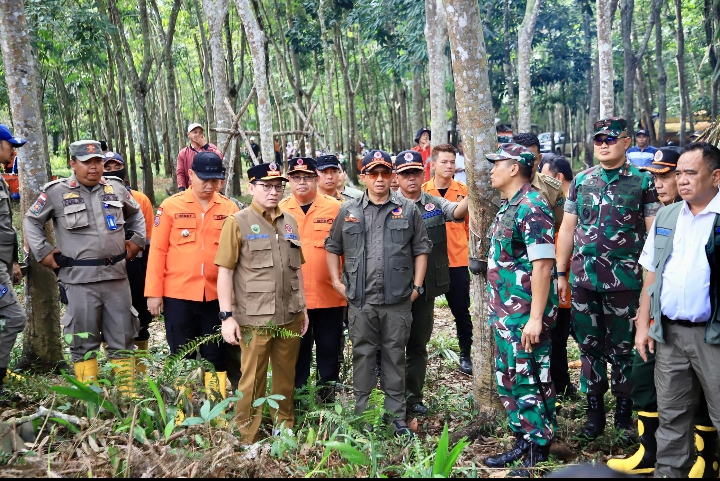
539, 131, 579, 157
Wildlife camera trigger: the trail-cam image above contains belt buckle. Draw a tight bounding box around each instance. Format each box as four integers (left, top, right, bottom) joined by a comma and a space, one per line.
105, 257, 115, 266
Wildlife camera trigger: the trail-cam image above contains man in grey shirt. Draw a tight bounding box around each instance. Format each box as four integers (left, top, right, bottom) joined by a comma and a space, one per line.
325, 150, 431, 438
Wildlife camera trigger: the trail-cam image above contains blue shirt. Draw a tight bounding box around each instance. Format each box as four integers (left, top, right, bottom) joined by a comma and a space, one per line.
626, 145, 658, 167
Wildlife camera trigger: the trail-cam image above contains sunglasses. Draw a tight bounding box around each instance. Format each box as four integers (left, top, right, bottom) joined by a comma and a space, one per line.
593, 136, 627, 146
364, 171, 393, 180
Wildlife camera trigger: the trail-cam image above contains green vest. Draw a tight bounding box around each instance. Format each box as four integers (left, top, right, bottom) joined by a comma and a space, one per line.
340, 195, 420, 306
648, 202, 720, 344
414, 192, 450, 299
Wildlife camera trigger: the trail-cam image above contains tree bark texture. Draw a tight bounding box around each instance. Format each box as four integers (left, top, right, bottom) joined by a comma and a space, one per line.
0, 0, 64, 372
674, 0, 688, 145
193, 0, 216, 145
318, 0, 335, 153
425, 0, 448, 147
444, 0, 502, 412
597, 0, 614, 119
655, 0, 666, 144
516, 0, 541, 134
202, 0, 231, 157
234, 0, 274, 165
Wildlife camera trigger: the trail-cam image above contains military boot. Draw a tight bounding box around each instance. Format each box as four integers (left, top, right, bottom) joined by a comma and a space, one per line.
484, 433, 530, 468
111, 358, 136, 397
607, 411, 658, 475
459, 346, 473, 375
507, 442, 550, 478
74, 358, 99, 385
134, 340, 149, 375
614, 397, 635, 444
689, 425, 720, 478
580, 394, 606, 440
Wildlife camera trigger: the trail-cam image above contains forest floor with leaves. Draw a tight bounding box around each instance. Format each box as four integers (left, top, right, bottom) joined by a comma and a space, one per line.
0, 295, 638, 478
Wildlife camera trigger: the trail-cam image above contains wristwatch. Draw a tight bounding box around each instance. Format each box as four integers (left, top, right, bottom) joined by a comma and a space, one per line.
413, 285, 425, 295
218, 311, 233, 321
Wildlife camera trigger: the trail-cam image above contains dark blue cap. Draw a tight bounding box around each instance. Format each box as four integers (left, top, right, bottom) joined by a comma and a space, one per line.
103, 151, 125, 164
248, 162, 288, 183
395, 150, 424, 173
0, 125, 26, 147
316, 154, 340, 171
191, 151, 225, 180
361, 150, 393, 173
287, 157, 317, 175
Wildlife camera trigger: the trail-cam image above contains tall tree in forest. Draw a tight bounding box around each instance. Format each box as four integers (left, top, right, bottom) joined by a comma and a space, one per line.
654, 0, 666, 144
674, 0, 689, 146
234, 0, 273, 164
318, 0, 335, 152
597, 0, 615, 118
0, 0, 63, 372
425, 0, 448, 146
202, 0, 231, 151
108, 0, 182, 204
444, 0, 501, 411
517, 0, 541, 133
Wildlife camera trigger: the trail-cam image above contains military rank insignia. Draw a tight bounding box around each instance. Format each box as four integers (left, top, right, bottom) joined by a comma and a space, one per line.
104, 185, 114, 195
62, 192, 80, 200
30, 193, 47, 215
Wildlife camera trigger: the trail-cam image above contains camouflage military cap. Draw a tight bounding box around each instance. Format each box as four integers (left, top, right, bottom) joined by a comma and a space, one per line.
70, 140, 103, 161
593, 117, 628, 138
485, 143, 536, 168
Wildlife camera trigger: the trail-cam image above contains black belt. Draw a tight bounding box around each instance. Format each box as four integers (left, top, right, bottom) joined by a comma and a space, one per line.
54, 252, 126, 267
661, 315, 707, 328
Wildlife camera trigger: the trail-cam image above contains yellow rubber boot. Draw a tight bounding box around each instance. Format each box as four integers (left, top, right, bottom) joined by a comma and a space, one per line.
134, 340, 149, 375
205, 371, 227, 400
607, 411, 658, 475
73, 358, 99, 385
690, 425, 719, 478
111, 358, 136, 397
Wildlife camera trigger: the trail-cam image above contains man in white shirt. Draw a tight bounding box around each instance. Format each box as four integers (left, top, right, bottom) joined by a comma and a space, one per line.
635, 142, 720, 478
454, 140, 466, 184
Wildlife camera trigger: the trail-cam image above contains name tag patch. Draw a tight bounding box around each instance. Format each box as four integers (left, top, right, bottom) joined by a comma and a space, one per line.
314, 218, 333, 224
62, 198, 85, 207
422, 209, 443, 219
175, 213, 196, 219
284, 233, 299, 240
100, 194, 119, 202
656, 227, 672, 237
213, 215, 227, 221
247, 234, 270, 240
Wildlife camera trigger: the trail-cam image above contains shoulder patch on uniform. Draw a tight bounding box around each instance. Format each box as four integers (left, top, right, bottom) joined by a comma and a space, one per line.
30, 193, 47, 214
42, 178, 66, 192
541, 174, 562, 190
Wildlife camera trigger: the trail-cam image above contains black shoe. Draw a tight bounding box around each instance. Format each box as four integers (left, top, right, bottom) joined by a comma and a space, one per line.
614, 397, 635, 444
408, 403, 428, 416
484, 434, 530, 468
556, 383, 579, 401
507, 442, 550, 477
391, 420, 414, 439
580, 394, 606, 441
459, 356, 473, 375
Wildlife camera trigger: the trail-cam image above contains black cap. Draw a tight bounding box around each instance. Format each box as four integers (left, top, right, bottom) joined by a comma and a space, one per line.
191, 151, 225, 180
287, 157, 317, 175
395, 150, 424, 173
636, 129, 650, 137
361, 150, 393, 173
247, 161, 288, 183
414, 127, 431, 144
316, 154, 341, 171
639, 146, 682, 174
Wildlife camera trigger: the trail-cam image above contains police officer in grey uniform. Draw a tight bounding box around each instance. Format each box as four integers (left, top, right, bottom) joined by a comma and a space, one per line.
24, 140, 145, 390
0, 125, 27, 393
394, 150, 469, 416
325, 150, 431, 437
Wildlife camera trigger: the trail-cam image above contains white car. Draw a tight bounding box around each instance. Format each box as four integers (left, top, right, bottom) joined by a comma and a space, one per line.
539, 131, 579, 157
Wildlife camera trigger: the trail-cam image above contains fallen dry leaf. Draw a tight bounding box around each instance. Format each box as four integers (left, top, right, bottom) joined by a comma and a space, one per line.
568, 360, 581, 369
407, 418, 418, 432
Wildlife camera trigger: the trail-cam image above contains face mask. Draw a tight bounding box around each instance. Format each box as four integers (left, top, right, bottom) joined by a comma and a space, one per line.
105, 167, 127, 182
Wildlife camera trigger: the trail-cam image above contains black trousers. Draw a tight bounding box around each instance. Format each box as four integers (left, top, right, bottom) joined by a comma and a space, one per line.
550, 307, 572, 392
447, 267, 473, 356
295, 306, 344, 390
126, 251, 152, 341
163, 297, 226, 371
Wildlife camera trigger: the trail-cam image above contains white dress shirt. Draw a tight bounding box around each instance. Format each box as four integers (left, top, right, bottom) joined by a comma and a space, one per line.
454, 153, 467, 184
639, 190, 720, 323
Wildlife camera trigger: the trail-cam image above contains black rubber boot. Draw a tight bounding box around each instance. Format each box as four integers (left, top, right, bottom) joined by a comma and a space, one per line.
580, 394, 606, 441
508, 442, 551, 477
690, 425, 720, 478
614, 397, 635, 445
607, 411, 658, 474
484, 433, 530, 468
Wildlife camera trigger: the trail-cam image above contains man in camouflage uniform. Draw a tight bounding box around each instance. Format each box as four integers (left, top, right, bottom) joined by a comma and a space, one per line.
483, 144, 558, 477
556, 118, 660, 441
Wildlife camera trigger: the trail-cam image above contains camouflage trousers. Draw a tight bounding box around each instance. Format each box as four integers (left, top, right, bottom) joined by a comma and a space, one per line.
494, 328, 556, 446
571, 287, 639, 398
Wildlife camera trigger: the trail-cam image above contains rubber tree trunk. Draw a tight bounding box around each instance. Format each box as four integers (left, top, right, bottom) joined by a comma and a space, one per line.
425, 0, 448, 147
516, 0, 541, 134
234, 0, 274, 164
655, 0, 666, 144
318, 0, 335, 152
621, 0, 635, 135
597, 0, 614, 118
0, 0, 64, 372
674, 0, 688, 146
503, 0, 516, 131
444, 0, 502, 412
193, 0, 216, 145
202, 0, 231, 161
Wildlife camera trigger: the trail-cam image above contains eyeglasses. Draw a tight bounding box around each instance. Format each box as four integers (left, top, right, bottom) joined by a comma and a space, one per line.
254, 182, 285, 192
593, 136, 627, 146
364, 171, 393, 180
289, 175, 316, 183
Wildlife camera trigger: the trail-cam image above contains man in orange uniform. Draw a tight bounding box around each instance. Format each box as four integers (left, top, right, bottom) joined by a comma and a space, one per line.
279, 157, 344, 401
146, 151, 239, 395
102, 152, 154, 372
422, 143, 473, 375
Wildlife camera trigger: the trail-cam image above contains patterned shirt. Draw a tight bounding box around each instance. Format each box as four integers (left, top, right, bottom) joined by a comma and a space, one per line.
487, 183, 558, 331
564, 161, 660, 292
